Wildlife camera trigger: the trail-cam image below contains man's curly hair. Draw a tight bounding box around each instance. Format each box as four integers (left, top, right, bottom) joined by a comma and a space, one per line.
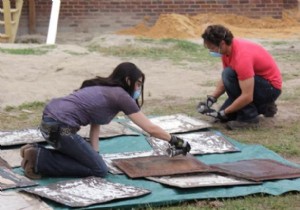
201, 25, 234, 46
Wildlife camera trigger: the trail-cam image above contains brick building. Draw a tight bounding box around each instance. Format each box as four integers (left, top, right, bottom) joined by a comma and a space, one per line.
2, 0, 300, 35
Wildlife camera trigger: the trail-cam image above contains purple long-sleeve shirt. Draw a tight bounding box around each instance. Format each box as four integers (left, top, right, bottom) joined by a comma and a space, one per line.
43, 86, 140, 128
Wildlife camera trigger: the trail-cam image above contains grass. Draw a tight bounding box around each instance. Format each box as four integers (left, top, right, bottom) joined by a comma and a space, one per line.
0, 45, 55, 55
88, 38, 217, 64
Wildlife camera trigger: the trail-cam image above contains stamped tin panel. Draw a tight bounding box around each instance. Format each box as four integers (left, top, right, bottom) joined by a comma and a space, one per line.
122, 114, 211, 135
0, 129, 45, 146
147, 172, 258, 188
24, 177, 151, 207
0, 191, 52, 210
0, 156, 11, 169
147, 131, 240, 155
211, 159, 300, 181
0, 148, 21, 168
113, 155, 213, 178
0, 167, 37, 190
78, 121, 138, 139
103, 150, 160, 174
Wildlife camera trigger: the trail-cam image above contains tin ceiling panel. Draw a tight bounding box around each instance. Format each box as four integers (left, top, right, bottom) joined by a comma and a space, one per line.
113, 155, 213, 178
147, 172, 258, 188
122, 114, 211, 135
0, 129, 45, 146
0, 191, 52, 210
24, 177, 150, 208
78, 121, 138, 139
147, 131, 240, 155
0, 156, 11, 169
211, 159, 300, 182
0, 148, 21, 168
0, 167, 37, 190
103, 150, 160, 174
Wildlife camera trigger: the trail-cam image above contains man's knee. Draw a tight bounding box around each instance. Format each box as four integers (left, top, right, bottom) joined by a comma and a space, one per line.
222, 67, 237, 84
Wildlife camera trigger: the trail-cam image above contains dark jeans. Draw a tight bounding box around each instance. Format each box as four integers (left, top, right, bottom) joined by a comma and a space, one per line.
36, 117, 108, 177
220, 67, 281, 121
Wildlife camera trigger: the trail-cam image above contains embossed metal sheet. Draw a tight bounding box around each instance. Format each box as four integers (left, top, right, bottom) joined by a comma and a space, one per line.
0, 191, 52, 210
78, 121, 138, 139
0, 129, 45, 146
121, 114, 211, 135
0, 148, 21, 168
113, 155, 214, 178
0, 167, 37, 190
147, 172, 259, 188
147, 131, 240, 155
0, 156, 11, 169
103, 150, 160, 174
211, 159, 300, 182
24, 177, 151, 207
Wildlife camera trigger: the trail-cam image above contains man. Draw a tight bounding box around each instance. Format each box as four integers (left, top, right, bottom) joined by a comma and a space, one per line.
197, 24, 282, 130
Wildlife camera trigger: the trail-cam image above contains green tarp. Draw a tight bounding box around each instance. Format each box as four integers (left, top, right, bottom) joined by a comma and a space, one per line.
14, 131, 300, 209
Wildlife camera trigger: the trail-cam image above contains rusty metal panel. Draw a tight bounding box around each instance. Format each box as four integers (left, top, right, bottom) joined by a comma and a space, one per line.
78, 121, 138, 139
103, 150, 160, 174
24, 177, 150, 208
113, 155, 213, 178
211, 159, 300, 182
0, 167, 37, 190
147, 172, 259, 188
0, 148, 21, 168
0, 191, 52, 210
122, 114, 211, 135
0, 129, 45, 146
147, 131, 240, 155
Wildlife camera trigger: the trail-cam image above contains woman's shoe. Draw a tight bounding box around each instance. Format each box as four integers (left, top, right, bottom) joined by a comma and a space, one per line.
21, 147, 41, 179
20, 143, 36, 158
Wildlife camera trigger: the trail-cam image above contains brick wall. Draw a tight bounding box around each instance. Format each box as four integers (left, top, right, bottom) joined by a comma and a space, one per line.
1, 0, 299, 35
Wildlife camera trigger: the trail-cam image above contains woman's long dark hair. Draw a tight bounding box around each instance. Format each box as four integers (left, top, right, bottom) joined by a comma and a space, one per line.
79, 62, 145, 107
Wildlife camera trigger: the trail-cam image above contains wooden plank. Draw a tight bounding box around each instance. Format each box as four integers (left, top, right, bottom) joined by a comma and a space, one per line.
28, 0, 36, 34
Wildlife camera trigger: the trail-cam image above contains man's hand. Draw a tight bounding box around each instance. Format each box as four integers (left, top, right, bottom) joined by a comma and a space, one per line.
197, 95, 217, 114
169, 135, 191, 155
206, 109, 228, 121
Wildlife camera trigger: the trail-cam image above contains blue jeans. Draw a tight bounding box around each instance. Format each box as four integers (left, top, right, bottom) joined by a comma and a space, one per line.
220, 67, 281, 121
36, 117, 108, 177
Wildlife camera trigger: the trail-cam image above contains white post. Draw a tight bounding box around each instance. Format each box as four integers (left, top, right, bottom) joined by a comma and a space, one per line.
46, 0, 61, 44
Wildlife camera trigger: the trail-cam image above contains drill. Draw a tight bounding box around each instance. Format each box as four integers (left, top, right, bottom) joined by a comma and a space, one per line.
166, 145, 188, 157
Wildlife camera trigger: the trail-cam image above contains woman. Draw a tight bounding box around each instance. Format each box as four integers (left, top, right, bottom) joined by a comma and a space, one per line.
20, 62, 191, 179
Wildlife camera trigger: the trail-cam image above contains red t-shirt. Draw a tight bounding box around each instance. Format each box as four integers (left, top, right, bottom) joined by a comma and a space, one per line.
222, 38, 282, 90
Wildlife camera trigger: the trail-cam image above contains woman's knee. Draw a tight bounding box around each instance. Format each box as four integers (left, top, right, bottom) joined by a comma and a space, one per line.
92, 163, 108, 177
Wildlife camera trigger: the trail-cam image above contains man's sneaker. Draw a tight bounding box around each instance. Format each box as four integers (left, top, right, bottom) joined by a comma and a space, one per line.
263, 102, 277, 117
226, 117, 259, 130
21, 147, 41, 179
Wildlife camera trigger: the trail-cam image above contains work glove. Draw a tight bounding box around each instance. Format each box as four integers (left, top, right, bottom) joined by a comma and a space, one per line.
206, 109, 228, 121
197, 95, 217, 114
169, 135, 191, 155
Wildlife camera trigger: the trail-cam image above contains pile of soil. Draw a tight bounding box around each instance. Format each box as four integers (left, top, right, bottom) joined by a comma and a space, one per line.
117, 9, 300, 39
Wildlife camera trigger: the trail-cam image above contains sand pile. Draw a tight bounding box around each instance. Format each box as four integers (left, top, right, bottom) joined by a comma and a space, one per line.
117, 10, 300, 39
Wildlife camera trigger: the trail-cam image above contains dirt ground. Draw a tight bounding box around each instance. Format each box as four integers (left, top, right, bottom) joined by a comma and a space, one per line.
0, 11, 300, 124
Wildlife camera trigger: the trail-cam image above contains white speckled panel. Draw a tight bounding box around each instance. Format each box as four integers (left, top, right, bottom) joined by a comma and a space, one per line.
24, 177, 151, 207
78, 121, 138, 138
147, 131, 240, 155
0, 129, 44, 146
121, 114, 211, 135
147, 173, 257, 188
